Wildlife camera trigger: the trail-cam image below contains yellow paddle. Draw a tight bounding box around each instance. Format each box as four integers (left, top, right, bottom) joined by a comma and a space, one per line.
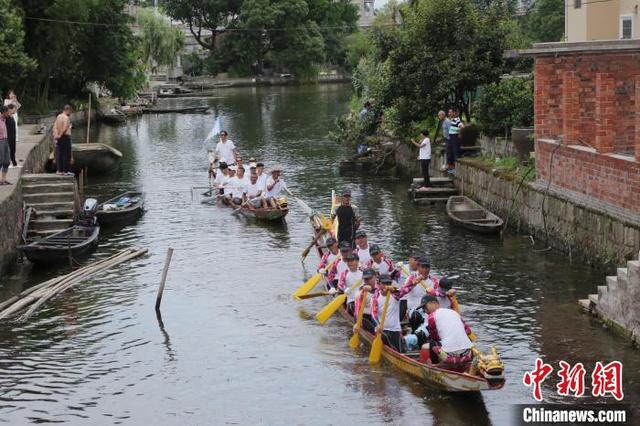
349, 291, 368, 349
296, 291, 330, 300
293, 256, 339, 299
315, 279, 362, 324
369, 290, 391, 364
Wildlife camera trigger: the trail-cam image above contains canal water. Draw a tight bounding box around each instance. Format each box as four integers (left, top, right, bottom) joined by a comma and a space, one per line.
1, 84, 638, 424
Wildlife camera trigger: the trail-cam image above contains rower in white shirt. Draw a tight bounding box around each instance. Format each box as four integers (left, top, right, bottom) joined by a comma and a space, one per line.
256, 162, 268, 191
226, 166, 247, 205
213, 162, 232, 195
245, 172, 268, 209
353, 229, 371, 267
265, 166, 286, 209
215, 130, 239, 165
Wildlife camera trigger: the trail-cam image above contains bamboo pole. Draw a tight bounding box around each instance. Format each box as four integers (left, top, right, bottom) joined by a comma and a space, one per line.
155, 247, 174, 312
86, 93, 91, 144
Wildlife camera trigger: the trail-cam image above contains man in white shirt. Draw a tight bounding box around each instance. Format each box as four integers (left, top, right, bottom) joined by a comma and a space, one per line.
353, 230, 371, 267
215, 130, 238, 165
411, 130, 432, 189
213, 162, 231, 195
255, 162, 268, 191
245, 172, 267, 209
265, 166, 286, 209
227, 166, 249, 205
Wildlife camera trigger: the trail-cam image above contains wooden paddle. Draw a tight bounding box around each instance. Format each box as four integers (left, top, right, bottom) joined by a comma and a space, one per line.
349, 291, 368, 349
284, 187, 314, 217
315, 279, 362, 324
369, 291, 392, 364
293, 256, 339, 299
296, 291, 331, 300
300, 228, 327, 262
231, 198, 251, 216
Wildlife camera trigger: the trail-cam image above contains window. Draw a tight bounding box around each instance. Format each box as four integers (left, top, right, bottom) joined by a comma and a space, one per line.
574, 0, 581, 8
621, 16, 633, 39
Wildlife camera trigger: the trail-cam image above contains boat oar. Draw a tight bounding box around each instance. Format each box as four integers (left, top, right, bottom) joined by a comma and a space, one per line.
315, 279, 362, 324
369, 291, 392, 364
231, 198, 251, 216
293, 256, 339, 299
296, 291, 330, 300
301, 229, 327, 262
284, 187, 314, 217
349, 291, 368, 349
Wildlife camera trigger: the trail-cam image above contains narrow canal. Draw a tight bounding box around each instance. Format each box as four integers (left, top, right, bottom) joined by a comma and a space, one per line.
1, 84, 638, 424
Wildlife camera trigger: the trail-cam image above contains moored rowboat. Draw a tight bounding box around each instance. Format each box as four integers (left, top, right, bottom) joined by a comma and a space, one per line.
18, 225, 100, 265
96, 191, 144, 226
217, 196, 289, 222
446, 196, 504, 235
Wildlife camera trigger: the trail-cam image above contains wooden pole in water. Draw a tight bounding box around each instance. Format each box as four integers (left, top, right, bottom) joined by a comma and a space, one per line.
155, 247, 174, 312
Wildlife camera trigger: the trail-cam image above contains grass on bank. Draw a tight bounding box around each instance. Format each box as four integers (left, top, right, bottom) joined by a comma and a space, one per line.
463, 155, 536, 182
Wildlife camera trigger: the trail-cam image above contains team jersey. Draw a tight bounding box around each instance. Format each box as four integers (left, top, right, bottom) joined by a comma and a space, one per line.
338, 269, 363, 304
402, 274, 439, 312
327, 259, 349, 283
354, 245, 371, 267
318, 251, 339, 272
426, 308, 473, 353
367, 256, 396, 278
370, 282, 420, 332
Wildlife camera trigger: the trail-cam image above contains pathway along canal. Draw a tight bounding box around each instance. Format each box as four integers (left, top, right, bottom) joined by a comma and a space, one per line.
1, 84, 638, 424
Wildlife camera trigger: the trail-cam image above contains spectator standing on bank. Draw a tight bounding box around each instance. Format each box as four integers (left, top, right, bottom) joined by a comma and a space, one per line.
448, 108, 464, 173
438, 110, 450, 171
3, 89, 20, 143
411, 130, 432, 189
359, 101, 371, 121
5, 104, 18, 167
53, 105, 74, 176
0, 106, 11, 185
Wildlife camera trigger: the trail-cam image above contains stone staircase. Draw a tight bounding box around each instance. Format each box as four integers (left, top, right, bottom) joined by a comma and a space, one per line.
21, 174, 79, 241
409, 176, 459, 205
579, 251, 640, 344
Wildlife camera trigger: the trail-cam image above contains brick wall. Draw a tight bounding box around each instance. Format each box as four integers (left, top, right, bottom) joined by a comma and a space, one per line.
534, 53, 640, 154
536, 139, 640, 213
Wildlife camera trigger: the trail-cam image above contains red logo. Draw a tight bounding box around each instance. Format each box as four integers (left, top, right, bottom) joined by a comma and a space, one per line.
556, 361, 586, 397
591, 361, 624, 401
523, 358, 554, 402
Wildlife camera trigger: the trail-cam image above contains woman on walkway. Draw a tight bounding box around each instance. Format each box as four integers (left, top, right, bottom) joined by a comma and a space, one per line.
0, 106, 12, 185
3, 89, 21, 145
5, 104, 18, 167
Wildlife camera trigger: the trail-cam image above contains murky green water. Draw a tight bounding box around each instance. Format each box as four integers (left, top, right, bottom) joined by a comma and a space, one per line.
0, 84, 637, 424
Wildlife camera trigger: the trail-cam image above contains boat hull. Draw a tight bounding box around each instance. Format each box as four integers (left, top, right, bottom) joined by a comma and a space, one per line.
96, 192, 144, 226
72, 143, 123, 175
18, 226, 100, 265
446, 196, 504, 235
217, 197, 289, 222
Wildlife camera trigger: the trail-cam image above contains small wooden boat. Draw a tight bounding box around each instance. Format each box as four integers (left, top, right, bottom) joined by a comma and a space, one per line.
18, 225, 100, 265
96, 191, 144, 226
446, 196, 504, 234
144, 106, 209, 114
72, 143, 123, 175
218, 196, 288, 221
303, 195, 506, 393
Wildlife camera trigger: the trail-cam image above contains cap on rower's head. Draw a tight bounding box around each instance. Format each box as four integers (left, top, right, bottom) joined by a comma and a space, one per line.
249, 157, 256, 162
339, 241, 351, 251
421, 294, 438, 305
362, 268, 376, 279
345, 253, 359, 262
325, 237, 337, 246
229, 165, 237, 172
249, 162, 257, 168
438, 275, 458, 290
256, 162, 265, 168
369, 244, 381, 255
271, 165, 282, 173
355, 230, 366, 238
379, 274, 392, 284
342, 190, 351, 197
417, 256, 431, 267
219, 162, 228, 170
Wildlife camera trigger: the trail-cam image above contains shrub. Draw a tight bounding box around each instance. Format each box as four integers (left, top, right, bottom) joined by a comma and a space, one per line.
476, 77, 534, 137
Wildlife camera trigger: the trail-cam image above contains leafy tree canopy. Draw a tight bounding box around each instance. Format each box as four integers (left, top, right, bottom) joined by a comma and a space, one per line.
0, 0, 36, 91
137, 7, 185, 68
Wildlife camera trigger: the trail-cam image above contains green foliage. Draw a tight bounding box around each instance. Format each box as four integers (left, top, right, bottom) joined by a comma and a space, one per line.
473, 154, 536, 181
0, 0, 36, 90
183, 52, 205, 76
476, 77, 533, 137
522, 0, 564, 42
137, 8, 184, 68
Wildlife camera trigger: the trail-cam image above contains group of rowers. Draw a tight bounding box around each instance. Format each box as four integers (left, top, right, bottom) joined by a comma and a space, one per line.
317, 228, 475, 367
208, 130, 286, 210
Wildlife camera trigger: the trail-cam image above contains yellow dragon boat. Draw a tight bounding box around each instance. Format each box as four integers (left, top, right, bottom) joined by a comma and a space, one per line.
306, 192, 505, 392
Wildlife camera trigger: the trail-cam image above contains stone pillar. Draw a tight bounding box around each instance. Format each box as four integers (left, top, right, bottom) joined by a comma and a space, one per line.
636, 76, 640, 161
595, 73, 616, 154
562, 71, 580, 144
534, 58, 553, 140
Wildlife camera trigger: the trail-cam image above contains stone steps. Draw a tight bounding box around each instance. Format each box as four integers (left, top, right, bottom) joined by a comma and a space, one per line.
411, 177, 454, 187
23, 191, 76, 204
29, 218, 74, 231
21, 174, 74, 184
22, 182, 76, 195
32, 209, 75, 219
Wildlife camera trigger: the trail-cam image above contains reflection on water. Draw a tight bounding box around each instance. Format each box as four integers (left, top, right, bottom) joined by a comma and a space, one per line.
0, 84, 638, 424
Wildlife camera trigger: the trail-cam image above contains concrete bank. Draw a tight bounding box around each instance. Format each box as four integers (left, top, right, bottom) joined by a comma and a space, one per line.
0, 111, 90, 278
454, 158, 640, 267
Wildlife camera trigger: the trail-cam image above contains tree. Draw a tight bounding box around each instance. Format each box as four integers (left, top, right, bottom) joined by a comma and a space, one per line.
163, 0, 243, 50
524, 0, 564, 42
137, 8, 185, 68
476, 77, 534, 137
0, 0, 36, 90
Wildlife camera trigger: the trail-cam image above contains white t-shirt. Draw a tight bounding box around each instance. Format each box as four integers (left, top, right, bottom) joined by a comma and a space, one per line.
246, 182, 263, 198
227, 176, 247, 198
404, 276, 436, 313
341, 270, 364, 304
214, 172, 230, 190
354, 245, 371, 267
256, 173, 268, 191
215, 139, 236, 164
376, 294, 402, 332
418, 137, 431, 160
265, 176, 286, 198
434, 308, 472, 353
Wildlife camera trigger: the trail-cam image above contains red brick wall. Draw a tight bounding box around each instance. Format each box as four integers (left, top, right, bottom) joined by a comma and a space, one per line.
534, 53, 640, 154
536, 140, 640, 213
